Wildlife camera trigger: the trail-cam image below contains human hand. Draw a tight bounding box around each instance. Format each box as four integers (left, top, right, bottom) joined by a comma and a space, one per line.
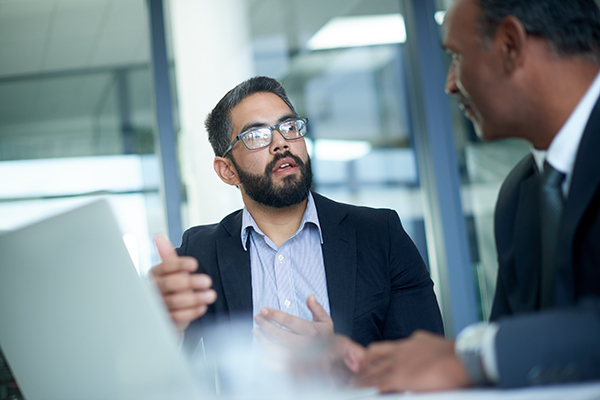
253, 295, 364, 386
149, 234, 217, 334
253, 294, 334, 349
323, 335, 366, 385
356, 330, 472, 393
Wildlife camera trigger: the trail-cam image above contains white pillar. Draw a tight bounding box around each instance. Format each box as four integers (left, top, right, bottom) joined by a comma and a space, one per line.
168, 0, 254, 227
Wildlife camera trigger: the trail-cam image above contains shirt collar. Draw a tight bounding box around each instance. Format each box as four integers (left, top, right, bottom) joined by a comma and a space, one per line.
240, 192, 323, 250
533, 70, 600, 177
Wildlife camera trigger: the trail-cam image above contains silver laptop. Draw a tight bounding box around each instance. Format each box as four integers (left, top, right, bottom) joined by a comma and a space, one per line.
0, 200, 206, 400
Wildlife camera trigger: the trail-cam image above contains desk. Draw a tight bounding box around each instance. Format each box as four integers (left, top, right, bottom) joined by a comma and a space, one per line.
374, 381, 600, 400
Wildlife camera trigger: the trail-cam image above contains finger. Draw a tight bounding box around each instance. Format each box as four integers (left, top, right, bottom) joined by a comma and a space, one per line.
190, 273, 213, 290
154, 234, 178, 261
164, 289, 217, 310
306, 294, 331, 323
151, 256, 198, 278
360, 342, 397, 368
170, 304, 209, 323
254, 313, 301, 345
259, 307, 313, 335
154, 272, 197, 294
334, 337, 365, 374
357, 356, 395, 388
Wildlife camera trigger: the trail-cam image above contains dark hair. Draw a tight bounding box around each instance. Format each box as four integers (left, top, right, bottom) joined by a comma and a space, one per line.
475, 0, 600, 61
205, 76, 298, 157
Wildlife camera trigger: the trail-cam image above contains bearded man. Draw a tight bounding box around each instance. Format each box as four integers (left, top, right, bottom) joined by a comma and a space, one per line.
150, 76, 443, 355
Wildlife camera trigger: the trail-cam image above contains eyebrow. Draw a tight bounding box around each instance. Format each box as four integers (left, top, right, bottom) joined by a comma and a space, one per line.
239, 113, 296, 134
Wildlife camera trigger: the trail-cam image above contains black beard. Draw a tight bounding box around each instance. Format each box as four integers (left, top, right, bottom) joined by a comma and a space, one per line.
230, 151, 313, 208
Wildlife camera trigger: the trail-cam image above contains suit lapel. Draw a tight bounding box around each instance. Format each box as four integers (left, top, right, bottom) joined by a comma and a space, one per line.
559, 99, 600, 303
216, 212, 253, 319
511, 171, 542, 311
313, 193, 357, 337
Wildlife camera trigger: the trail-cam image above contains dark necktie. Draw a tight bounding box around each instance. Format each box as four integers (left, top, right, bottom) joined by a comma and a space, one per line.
540, 161, 566, 308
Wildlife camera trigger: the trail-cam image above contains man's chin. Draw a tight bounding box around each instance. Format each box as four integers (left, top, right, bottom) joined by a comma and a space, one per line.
275, 172, 302, 185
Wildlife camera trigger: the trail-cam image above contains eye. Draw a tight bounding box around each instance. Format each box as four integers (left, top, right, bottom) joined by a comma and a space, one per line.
281, 121, 298, 132
242, 128, 271, 148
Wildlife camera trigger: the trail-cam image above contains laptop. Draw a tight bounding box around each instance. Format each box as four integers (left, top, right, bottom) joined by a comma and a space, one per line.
0, 200, 206, 400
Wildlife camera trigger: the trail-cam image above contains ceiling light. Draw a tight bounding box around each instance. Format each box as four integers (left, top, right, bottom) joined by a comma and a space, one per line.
307, 14, 406, 50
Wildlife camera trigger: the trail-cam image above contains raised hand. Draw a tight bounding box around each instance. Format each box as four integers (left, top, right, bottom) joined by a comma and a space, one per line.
150, 234, 217, 334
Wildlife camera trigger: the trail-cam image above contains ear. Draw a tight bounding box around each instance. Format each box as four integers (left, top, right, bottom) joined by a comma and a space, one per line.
495, 16, 528, 74
214, 156, 241, 186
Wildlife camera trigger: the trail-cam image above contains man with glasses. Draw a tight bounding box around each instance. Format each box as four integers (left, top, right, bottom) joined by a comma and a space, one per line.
150, 76, 443, 355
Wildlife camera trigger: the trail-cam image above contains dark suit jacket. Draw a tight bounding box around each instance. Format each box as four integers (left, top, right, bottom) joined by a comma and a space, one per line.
177, 192, 443, 354
491, 99, 600, 387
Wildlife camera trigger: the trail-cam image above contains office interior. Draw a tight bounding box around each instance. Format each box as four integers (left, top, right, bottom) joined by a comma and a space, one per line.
0, 0, 545, 394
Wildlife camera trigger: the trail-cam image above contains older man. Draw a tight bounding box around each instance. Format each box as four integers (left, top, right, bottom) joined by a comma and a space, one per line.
354, 0, 600, 392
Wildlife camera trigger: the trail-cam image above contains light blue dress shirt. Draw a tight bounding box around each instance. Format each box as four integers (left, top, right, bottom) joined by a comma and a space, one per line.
240, 192, 331, 324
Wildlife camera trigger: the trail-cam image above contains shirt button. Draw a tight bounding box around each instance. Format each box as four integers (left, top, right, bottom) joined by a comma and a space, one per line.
284, 300, 291, 308
278, 255, 284, 262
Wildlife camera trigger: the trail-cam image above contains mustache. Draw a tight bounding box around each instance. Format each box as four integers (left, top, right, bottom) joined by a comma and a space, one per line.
264, 151, 306, 175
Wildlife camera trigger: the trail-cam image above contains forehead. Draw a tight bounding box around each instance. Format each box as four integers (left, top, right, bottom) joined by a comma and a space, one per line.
230, 92, 293, 135
442, 0, 480, 49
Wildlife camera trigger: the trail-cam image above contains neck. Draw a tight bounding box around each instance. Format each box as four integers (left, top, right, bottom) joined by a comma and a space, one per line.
524, 52, 600, 149
242, 195, 309, 248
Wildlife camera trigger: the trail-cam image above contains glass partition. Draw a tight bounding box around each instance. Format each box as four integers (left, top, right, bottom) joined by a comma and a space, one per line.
245, 0, 430, 262
433, 0, 531, 319
0, 0, 166, 276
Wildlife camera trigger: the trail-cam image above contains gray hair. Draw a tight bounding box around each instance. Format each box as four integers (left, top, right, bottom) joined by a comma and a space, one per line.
475, 0, 600, 62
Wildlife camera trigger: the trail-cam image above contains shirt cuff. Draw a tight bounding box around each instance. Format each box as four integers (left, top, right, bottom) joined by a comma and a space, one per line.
455, 322, 500, 385
481, 322, 500, 382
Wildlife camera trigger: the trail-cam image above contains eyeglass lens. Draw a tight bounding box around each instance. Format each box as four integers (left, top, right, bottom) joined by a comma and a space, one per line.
242, 119, 306, 150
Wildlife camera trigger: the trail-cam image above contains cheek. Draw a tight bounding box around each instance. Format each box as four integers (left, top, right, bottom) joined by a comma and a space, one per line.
234, 150, 268, 174
291, 139, 309, 158
455, 64, 473, 96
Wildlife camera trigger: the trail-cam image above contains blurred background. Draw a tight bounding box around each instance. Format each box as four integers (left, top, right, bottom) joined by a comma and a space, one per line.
1, 0, 547, 363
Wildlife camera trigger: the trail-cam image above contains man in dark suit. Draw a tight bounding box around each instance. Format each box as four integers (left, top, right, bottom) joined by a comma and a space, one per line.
349, 0, 600, 392
150, 76, 443, 354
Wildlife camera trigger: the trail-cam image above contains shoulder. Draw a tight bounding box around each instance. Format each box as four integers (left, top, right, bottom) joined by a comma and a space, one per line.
178, 209, 243, 253
496, 154, 536, 209
312, 191, 398, 225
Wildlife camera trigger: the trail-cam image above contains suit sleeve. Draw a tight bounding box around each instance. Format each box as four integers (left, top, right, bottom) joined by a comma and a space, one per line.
495, 297, 600, 387
382, 210, 444, 338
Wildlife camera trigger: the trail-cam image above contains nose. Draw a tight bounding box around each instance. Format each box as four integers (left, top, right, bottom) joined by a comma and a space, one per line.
269, 128, 290, 153
445, 62, 459, 95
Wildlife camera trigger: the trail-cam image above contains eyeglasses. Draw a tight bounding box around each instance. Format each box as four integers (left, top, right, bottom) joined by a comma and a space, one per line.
221, 117, 308, 157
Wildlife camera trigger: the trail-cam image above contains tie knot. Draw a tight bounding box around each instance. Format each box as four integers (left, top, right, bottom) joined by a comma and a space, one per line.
542, 161, 565, 189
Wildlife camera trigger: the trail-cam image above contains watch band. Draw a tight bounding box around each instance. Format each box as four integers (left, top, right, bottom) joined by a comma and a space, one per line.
455, 323, 492, 386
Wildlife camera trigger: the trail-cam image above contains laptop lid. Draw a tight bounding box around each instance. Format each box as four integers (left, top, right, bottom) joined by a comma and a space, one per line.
0, 200, 205, 400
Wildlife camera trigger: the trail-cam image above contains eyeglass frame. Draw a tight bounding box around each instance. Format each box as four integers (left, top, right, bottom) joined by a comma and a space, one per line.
221, 117, 309, 157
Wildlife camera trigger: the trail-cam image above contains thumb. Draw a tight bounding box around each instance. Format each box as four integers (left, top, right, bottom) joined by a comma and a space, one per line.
154, 234, 177, 261
307, 294, 330, 323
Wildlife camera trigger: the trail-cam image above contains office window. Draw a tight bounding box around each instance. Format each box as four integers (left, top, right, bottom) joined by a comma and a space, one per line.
244, 0, 429, 262
433, 0, 531, 318
0, 0, 166, 276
